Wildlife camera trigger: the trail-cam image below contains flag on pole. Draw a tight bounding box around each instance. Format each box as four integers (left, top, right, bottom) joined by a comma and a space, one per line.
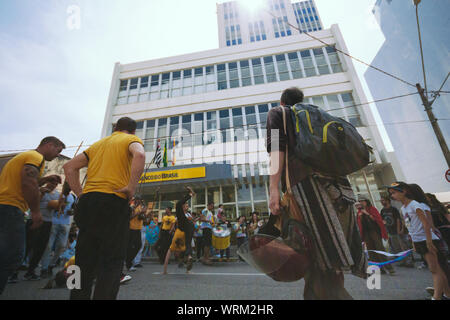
172, 140, 176, 166
151, 139, 162, 168
163, 140, 168, 167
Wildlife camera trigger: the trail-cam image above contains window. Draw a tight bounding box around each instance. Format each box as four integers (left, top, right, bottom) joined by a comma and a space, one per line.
140, 76, 148, 88
160, 73, 170, 99
313, 48, 330, 75
181, 114, 192, 147
312, 96, 326, 109
300, 50, 317, 77
171, 71, 181, 97
205, 66, 216, 92
288, 52, 303, 79
129, 78, 138, 90
240, 60, 252, 87
169, 116, 179, 139
217, 64, 227, 90
228, 62, 239, 88
119, 79, 128, 91
341, 93, 362, 127
157, 118, 168, 139
193, 113, 204, 146
326, 94, 344, 118
206, 111, 217, 130
263, 56, 276, 83
258, 104, 269, 125
245, 106, 257, 125
144, 120, 156, 152
183, 69, 192, 95
219, 109, 230, 130
232, 107, 243, 128
150, 75, 160, 100
276, 54, 290, 81
251, 58, 264, 85
326, 46, 343, 73
194, 67, 204, 94
135, 121, 144, 140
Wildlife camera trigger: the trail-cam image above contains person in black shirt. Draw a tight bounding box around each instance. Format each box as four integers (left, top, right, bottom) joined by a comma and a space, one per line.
380, 196, 414, 267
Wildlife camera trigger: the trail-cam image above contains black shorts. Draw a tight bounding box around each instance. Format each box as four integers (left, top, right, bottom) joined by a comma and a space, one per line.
414, 240, 442, 256
202, 228, 212, 247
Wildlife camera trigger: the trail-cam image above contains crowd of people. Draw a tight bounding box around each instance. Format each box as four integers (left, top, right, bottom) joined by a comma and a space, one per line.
0, 88, 449, 300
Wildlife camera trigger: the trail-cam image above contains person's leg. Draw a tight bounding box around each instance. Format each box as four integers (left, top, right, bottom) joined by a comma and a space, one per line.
133, 228, 146, 266
226, 247, 230, 259
0, 206, 25, 295
126, 230, 142, 269
91, 195, 129, 300
40, 224, 58, 272
27, 222, 52, 275
51, 224, 71, 267
162, 249, 171, 275
424, 251, 450, 299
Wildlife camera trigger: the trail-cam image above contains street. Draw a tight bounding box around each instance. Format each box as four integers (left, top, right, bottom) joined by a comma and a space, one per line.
1, 256, 435, 300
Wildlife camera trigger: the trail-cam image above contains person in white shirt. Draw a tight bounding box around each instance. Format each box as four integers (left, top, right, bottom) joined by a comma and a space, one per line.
388, 182, 450, 300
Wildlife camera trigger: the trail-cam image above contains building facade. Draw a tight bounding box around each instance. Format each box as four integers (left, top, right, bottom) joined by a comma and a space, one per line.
102, 0, 403, 218
217, 0, 323, 48
364, 0, 450, 198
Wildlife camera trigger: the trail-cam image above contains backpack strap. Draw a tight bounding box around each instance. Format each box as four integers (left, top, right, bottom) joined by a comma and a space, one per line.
281, 106, 291, 193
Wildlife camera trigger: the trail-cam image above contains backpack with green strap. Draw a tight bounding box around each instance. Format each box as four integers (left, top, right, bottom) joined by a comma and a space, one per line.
287, 103, 373, 176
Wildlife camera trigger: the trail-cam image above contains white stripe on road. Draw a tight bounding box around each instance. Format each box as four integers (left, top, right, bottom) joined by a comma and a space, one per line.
153, 272, 265, 276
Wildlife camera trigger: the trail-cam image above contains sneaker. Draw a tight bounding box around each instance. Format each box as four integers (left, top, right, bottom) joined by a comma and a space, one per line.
8, 273, 19, 284
24, 272, 40, 281
442, 294, 450, 300
134, 264, 143, 268
120, 274, 132, 284
426, 287, 435, 296
128, 266, 137, 272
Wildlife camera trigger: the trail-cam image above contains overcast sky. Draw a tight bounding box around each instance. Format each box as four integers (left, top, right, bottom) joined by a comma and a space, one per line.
0, 0, 388, 157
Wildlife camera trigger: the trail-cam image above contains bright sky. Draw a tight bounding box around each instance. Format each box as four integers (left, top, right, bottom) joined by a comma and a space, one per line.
0, 0, 389, 157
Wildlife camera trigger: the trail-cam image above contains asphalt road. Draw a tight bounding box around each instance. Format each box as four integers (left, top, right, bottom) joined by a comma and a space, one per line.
1, 257, 434, 300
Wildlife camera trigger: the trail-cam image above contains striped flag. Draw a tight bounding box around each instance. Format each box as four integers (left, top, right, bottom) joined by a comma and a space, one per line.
151, 139, 162, 168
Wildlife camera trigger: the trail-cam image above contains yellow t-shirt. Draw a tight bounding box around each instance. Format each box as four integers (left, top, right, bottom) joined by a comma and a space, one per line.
161, 215, 176, 231
130, 215, 143, 230
0, 150, 45, 212
82, 131, 143, 199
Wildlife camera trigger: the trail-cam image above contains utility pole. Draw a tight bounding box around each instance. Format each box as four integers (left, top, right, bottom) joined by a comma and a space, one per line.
416, 83, 450, 168
414, 0, 450, 169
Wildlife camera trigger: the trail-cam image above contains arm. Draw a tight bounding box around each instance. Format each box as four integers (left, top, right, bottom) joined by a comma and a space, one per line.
269, 150, 284, 215
21, 165, 43, 229
63, 153, 89, 197
115, 142, 146, 199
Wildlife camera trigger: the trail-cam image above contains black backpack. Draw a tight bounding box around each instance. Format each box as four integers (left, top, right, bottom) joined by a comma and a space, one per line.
287, 103, 373, 176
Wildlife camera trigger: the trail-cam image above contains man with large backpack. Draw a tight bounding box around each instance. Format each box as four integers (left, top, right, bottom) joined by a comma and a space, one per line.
266, 87, 368, 300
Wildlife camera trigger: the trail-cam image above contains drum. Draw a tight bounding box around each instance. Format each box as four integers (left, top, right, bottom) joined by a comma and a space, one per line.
212, 226, 231, 250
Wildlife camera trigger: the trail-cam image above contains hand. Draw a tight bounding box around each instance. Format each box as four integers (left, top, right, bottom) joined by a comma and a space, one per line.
269, 188, 281, 215
114, 185, 136, 200
186, 186, 195, 197
30, 210, 43, 230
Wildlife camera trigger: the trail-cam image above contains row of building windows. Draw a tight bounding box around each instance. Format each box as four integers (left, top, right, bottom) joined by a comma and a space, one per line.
249, 21, 267, 42
117, 46, 343, 105
120, 92, 362, 160
292, 1, 322, 33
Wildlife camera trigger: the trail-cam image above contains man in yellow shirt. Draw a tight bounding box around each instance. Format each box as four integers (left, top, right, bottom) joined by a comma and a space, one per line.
0, 136, 65, 294
63, 117, 145, 300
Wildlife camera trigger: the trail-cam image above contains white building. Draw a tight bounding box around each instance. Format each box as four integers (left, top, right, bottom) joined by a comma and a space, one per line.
101, 0, 404, 217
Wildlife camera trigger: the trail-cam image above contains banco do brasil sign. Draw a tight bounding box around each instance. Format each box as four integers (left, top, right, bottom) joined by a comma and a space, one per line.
139, 167, 206, 183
